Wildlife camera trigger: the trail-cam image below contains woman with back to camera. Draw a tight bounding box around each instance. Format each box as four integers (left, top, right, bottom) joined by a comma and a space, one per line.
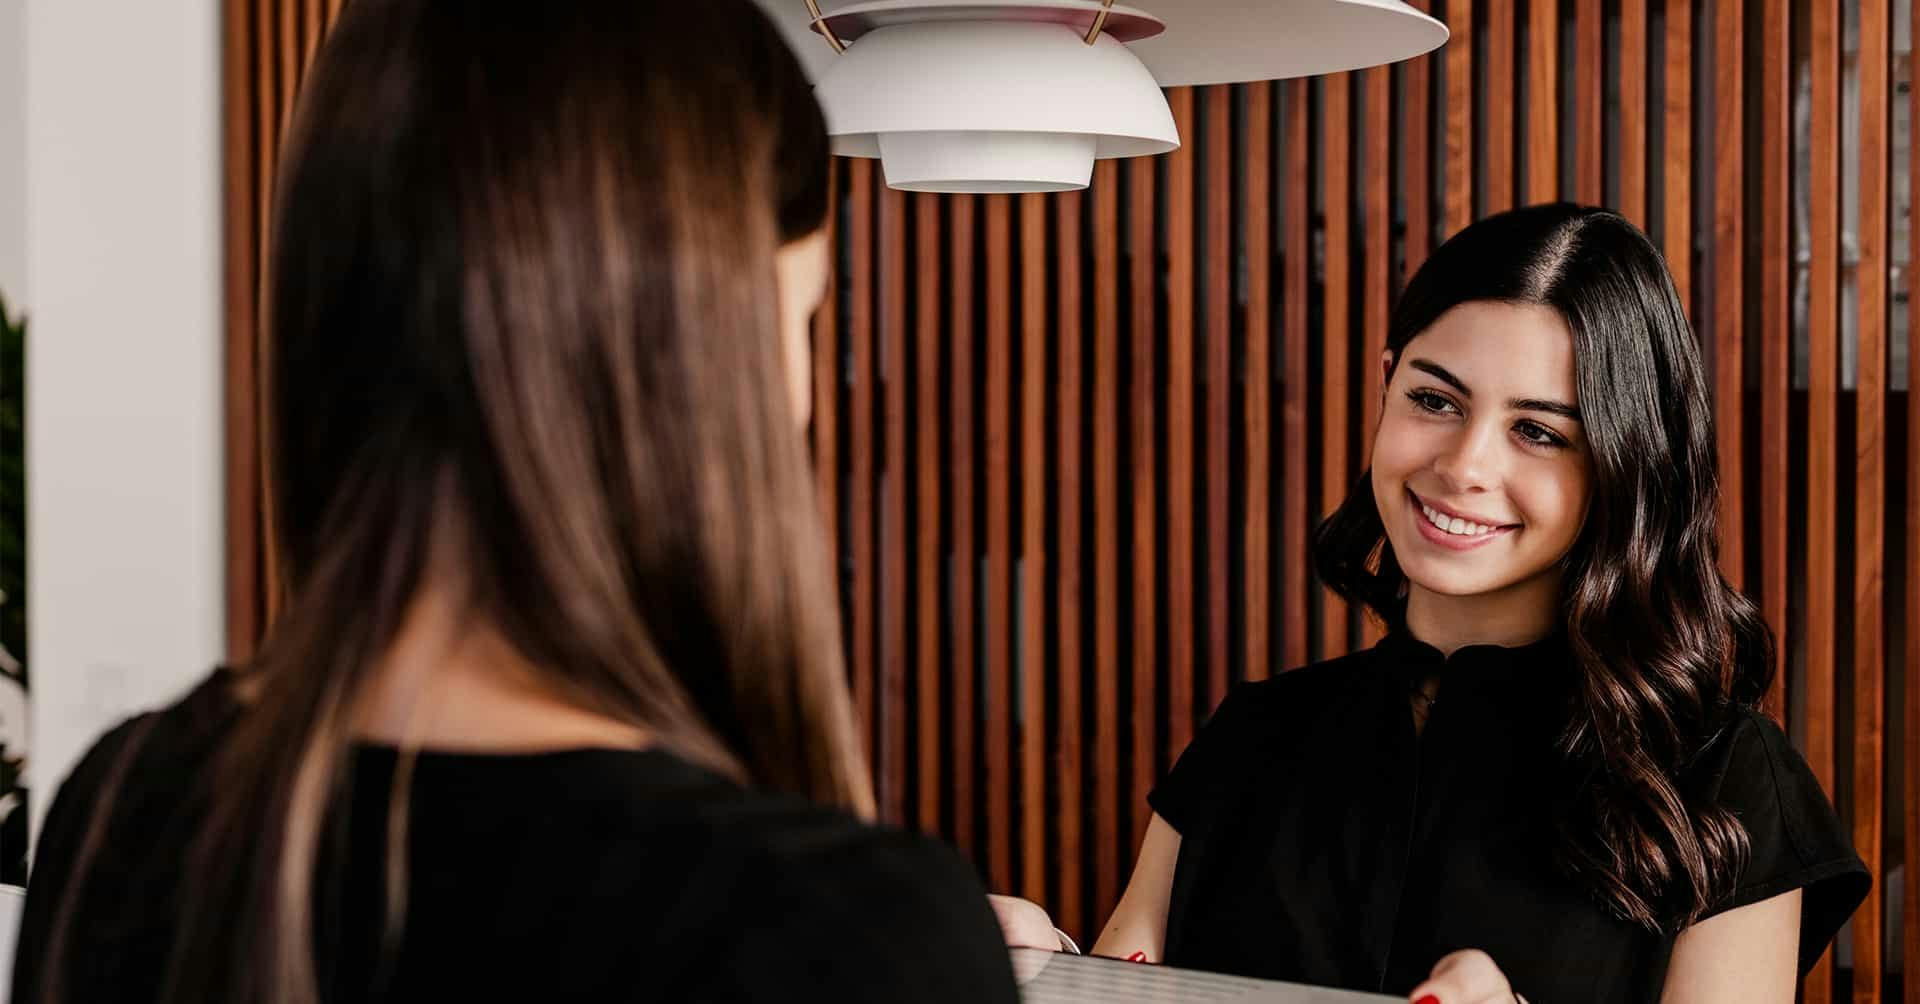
12, 2, 1018, 1001
993, 204, 1869, 1004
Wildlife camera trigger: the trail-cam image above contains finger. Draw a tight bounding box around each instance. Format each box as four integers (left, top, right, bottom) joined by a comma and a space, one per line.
1408, 950, 1509, 1004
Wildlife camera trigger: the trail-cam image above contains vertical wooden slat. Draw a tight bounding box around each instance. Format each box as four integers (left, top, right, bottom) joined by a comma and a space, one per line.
224, 0, 259, 661
1362, 68, 1390, 649
1019, 193, 1049, 904
1663, 0, 1692, 312
1444, 0, 1474, 236
1128, 155, 1158, 849
1283, 80, 1312, 670
1405, 1, 1434, 280
1246, 82, 1273, 682
276, 0, 298, 134
1851, 0, 1888, 997
1711, 0, 1744, 588
848, 162, 877, 767
913, 193, 943, 836
949, 193, 978, 858
1805, 1, 1840, 997
1908, 2, 1920, 988
813, 172, 840, 598
880, 184, 909, 825
1619, 0, 1647, 226
255, 0, 284, 624
1485, 0, 1515, 215
1206, 85, 1232, 704
1527, 0, 1558, 204
1576, 0, 1603, 204
1758, 0, 1790, 721
1322, 74, 1352, 659
985, 194, 1014, 894
1166, 87, 1197, 763
1091, 161, 1122, 919
1054, 188, 1086, 938
302, 0, 322, 66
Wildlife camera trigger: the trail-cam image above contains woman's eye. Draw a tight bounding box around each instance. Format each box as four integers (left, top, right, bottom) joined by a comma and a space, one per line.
1407, 390, 1458, 415
1515, 421, 1567, 449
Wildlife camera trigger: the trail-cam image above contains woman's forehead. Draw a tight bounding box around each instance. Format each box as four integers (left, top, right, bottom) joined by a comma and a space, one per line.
1406, 302, 1578, 403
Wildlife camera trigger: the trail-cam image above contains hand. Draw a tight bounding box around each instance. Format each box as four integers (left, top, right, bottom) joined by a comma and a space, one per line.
1408, 949, 1523, 1004
987, 894, 1063, 951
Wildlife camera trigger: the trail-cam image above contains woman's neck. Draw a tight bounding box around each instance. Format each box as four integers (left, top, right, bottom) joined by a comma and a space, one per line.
1402, 575, 1561, 657
352, 580, 652, 754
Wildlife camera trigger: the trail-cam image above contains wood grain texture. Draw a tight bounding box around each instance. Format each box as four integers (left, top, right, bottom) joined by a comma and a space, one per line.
1850, 0, 1888, 996
1322, 74, 1352, 659
1283, 79, 1312, 671
1484, 0, 1515, 214
914, 192, 944, 835
1128, 157, 1158, 851
1804, 2, 1839, 996
848, 162, 877, 772
1575, 0, 1603, 203
948, 193, 977, 858
1620, 0, 1647, 226
223, 0, 260, 662
1908, 2, 1920, 990
1020, 193, 1049, 903
879, 183, 908, 825
1758, 0, 1790, 723
1206, 85, 1232, 706
985, 194, 1014, 894
1245, 81, 1273, 682
1527, 0, 1558, 204
1166, 87, 1197, 763
1054, 188, 1086, 936
1663, 0, 1691, 312
1444, 0, 1474, 236
1404, 1, 1434, 282
1710, 0, 1743, 589
1091, 161, 1122, 922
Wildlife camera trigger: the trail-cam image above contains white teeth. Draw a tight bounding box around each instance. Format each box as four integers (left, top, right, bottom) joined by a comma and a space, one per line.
1421, 503, 1499, 537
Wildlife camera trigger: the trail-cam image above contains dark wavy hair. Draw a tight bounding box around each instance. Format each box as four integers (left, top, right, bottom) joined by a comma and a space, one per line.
1314, 204, 1774, 932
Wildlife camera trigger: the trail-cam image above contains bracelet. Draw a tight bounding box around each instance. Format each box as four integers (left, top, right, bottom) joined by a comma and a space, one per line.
1053, 927, 1082, 955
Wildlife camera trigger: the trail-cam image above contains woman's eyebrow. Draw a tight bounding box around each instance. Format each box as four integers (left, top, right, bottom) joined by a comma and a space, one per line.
1407, 358, 1582, 422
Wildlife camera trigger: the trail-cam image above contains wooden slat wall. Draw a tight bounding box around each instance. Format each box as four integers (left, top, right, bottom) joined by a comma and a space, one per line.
227, 3, 1915, 999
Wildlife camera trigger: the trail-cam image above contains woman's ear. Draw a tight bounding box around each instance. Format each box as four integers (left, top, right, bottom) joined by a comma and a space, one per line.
1379, 349, 1396, 401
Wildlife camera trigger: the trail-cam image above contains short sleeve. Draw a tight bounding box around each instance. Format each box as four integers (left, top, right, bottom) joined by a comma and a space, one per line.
1694, 710, 1870, 974
1147, 683, 1269, 836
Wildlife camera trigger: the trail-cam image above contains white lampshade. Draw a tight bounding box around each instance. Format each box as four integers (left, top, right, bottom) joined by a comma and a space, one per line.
817, 20, 1178, 192
758, 0, 1450, 193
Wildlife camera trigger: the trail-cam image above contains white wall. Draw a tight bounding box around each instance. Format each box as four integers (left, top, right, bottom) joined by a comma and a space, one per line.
0, 0, 26, 302
23, 0, 224, 838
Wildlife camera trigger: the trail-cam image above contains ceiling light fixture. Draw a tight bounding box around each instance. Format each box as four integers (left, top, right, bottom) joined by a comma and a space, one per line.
759, 0, 1449, 194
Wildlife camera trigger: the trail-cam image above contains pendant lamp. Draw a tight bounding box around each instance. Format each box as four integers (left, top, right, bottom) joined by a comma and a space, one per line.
757, 0, 1448, 193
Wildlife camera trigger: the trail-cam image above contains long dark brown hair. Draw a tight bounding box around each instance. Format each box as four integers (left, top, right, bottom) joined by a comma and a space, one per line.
45, 1, 867, 1001
1314, 204, 1773, 932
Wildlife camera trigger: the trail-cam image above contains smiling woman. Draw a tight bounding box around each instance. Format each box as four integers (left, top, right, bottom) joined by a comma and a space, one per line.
996, 204, 1871, 1004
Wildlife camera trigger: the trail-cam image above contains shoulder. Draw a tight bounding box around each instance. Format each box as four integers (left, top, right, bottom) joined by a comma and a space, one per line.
613, 785, 1016, 1002
1202, 649, 1383, 738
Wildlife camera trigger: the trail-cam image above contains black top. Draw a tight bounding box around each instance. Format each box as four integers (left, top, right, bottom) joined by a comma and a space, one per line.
14, 671, 1018, 1003
1149, 630, 1870, 1003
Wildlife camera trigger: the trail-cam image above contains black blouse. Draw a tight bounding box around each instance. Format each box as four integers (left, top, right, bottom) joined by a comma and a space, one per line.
15, 671, 1019, 1003
1148, 631, 1869, 1003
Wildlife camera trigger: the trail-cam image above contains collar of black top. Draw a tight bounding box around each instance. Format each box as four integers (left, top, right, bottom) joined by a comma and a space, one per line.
1374, 624, 1573, 700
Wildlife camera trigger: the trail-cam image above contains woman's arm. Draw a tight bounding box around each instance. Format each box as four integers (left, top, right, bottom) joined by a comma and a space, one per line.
1659, 889, 1801, 1004
1088, 813, 1182, 961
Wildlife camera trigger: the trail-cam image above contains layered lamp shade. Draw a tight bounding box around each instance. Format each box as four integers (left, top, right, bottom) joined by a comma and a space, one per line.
757, 0, 1449, 193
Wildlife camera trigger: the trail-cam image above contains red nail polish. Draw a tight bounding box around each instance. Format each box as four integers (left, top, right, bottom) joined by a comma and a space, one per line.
1126, 951, 1147, 963
1413, 995, 1440, 1004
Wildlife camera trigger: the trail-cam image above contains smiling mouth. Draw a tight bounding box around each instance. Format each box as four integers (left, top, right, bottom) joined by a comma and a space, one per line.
1408, 488, 1517, 539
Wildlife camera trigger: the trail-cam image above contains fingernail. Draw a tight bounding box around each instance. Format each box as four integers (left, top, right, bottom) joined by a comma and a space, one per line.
1413, 995, 1440, 1004
1126, 951, 1147, 963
